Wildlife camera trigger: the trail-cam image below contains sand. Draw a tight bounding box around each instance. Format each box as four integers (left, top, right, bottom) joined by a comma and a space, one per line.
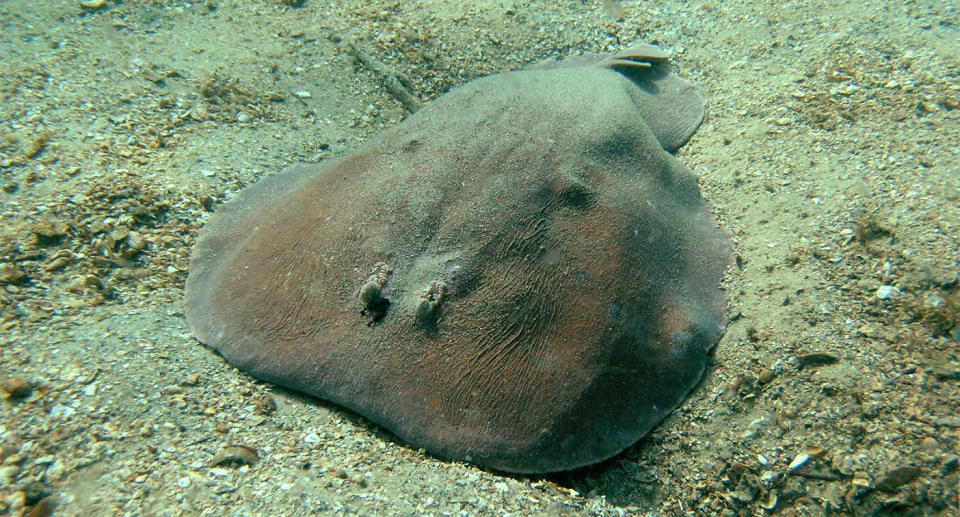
1, 1, 958, 515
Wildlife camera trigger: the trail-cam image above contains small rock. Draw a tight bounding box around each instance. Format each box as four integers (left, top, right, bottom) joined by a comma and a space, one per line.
162, 385, 184, 395
0, 465, 21, 481
0, 263, 27, 284
875, 285, 900, 300
1, 377, 33, 399
254, 394, 276, 415
34, 455, 56, 466
876, 466, 921, 492
180, 373, 201, 387
22, 480, 49, 506
920, 437, 939, 451
27, 495, 58, 517
0, 443, 18, 461
758, 368, 776, 384
942, 457, 958, 474
935, 415, 960, 428
43, 459, 65, 482
933, 366, 960, 381
303, 432, 321, 444
2, 491, 25, 516
236, 112, 251, 123
49, 405, 76, 419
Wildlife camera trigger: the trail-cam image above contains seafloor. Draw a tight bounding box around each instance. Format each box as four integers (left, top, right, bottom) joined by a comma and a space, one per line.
1, 1, 958, 515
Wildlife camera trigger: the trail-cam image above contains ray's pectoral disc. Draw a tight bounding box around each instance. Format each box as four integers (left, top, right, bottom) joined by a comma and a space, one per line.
185, 43, 732, 474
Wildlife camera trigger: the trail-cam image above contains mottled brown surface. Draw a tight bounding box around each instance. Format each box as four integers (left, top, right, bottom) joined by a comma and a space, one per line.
185, 49, 731, 473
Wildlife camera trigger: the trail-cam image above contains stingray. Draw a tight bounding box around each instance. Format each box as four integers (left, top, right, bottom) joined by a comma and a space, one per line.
185, 43, 732, 473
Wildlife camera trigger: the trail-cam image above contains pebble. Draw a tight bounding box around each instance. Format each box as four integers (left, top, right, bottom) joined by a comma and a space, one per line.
254, 394, 277, 415
758, 368, 776, 384
236, 112, 251, 123
876, 466, 921, 492
921, 437, 939, 450
180, 373, 201, 387
162, 385, 184, 395
139, 423, 155, 438
0, 465, 20, 481
49, 405, 76, 419
34, 455, 56, 466
0, 377, 33, 399
303, 432, 321, 444
44, 459, 65, 482
875, 285, 899, 300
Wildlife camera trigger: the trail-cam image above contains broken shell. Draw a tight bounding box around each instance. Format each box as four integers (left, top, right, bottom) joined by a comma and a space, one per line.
33, 221, 70, 246
600, 43, 670, 69
33, 220, 70, 240
209, 444, 259, 467
788, 452, 811, 471
759, 491, 778, 511
64, 274, 103, 294
126, 231, 147, 251
42, 250, 75, 272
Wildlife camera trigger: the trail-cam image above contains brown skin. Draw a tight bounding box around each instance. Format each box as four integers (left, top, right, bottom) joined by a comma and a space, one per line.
185, 46, 731, 473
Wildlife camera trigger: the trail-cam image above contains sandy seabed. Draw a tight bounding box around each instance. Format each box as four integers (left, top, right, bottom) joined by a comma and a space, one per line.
1, 1, 958, 515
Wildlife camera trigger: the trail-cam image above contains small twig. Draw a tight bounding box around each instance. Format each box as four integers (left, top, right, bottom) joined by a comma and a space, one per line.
383, 76, 423, 113
340, 38, 423, 113
789, 469, 847, 481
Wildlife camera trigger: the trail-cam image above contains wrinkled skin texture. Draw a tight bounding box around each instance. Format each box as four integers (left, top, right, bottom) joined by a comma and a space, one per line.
185, 46, 732, 473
